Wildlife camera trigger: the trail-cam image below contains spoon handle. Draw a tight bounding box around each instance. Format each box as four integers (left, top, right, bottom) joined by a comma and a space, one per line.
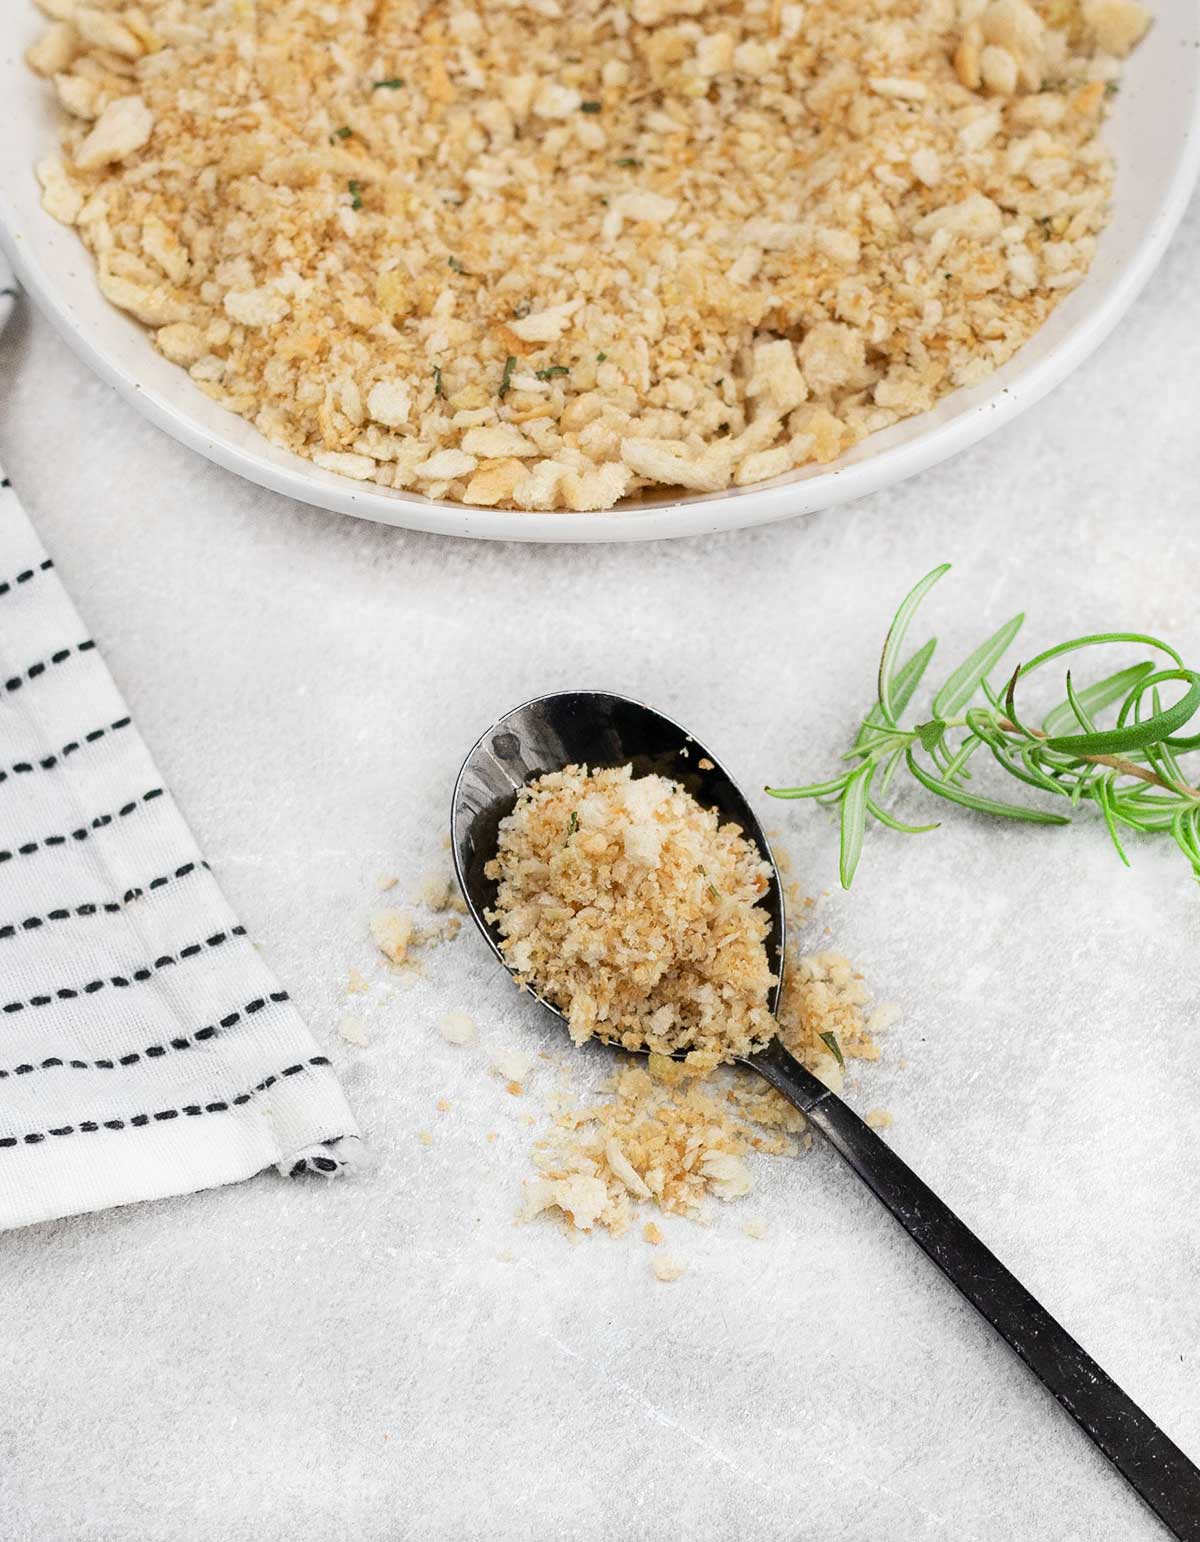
752, 1040, 1200, 1540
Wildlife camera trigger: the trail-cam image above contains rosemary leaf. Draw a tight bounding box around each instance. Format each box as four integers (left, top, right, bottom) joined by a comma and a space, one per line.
877, 564, 950, 728
1042, 662, 1154, 738
932, 612, 1024, 718
1044, 669, 1200, 755
839, 762, 873, 888
905, 747, 1072, 825
855, 637, 937, 749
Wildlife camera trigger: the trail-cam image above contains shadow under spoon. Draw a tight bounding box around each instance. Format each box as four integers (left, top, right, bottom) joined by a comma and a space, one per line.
452, 690, 1200, 1542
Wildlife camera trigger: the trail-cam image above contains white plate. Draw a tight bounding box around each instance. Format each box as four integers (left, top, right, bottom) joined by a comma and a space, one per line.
3, 7, 1198, 544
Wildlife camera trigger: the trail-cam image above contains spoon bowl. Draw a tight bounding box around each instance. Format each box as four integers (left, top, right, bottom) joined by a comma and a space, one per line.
450, 690, 1200, 1539
450, 689, 785, 1035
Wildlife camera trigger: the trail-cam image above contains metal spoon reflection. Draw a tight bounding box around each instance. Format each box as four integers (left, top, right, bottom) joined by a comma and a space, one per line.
451, 691, 1200, 1542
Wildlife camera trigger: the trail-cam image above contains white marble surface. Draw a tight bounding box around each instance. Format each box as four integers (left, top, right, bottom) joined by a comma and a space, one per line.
1, 194, 1198, 1542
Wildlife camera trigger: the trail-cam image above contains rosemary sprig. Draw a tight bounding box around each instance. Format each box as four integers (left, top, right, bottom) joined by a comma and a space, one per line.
767, 565, 1200, 887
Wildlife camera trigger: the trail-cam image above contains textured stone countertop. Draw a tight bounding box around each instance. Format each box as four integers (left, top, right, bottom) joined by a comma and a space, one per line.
0, 196, 1197, 1542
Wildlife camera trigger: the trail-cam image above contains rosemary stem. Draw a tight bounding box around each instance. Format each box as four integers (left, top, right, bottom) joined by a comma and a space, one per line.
995, 719, 1200, 799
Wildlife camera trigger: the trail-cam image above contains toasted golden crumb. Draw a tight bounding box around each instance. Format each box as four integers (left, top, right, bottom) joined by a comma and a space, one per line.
26, 0, 1139, 512
643, 1221, 664, 1246
376, 875, 398, 893
866, 1108, 894, 1131
370, 907, 412, 965
522, 884, 899, 1237
436, 1097, 452, 1114
346, 967, 370, 995
653, 1254, 687, 1283
418, 1130, 433, 1147
488, 765, 775, 1066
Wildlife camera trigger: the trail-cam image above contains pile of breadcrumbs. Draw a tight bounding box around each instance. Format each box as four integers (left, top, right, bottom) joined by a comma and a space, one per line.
524, 942, 896, 1239
28, 0, 1148, 511
487, 765, 777, 1066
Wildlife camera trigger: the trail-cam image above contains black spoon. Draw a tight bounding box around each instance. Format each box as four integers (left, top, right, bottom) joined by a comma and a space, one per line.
451, 689, 1200, 1541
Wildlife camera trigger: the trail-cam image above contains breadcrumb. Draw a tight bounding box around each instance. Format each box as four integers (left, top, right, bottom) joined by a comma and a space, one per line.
488, 765, 776, 1067
522, 899, 899, 1236
653, 1254, 687, 1283
27, 0, 1141, 512
370, 907, 413, 965
438, 1011, 477, 1046
337, 1014, 370, 1048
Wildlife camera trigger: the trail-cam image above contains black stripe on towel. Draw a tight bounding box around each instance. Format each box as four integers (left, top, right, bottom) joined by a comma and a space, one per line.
0, 1057, 333, 1148
0, 926, 248, 1016
0, 991, 290, 1080
0, 858, 209, 942
0, 716, 131, 786
0, 558, 53, 599
1, 639, 95, 696
0, 787, 162, 864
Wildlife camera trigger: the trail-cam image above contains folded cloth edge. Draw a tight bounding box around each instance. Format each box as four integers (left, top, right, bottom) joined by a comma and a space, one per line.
0, 438, 364, 1231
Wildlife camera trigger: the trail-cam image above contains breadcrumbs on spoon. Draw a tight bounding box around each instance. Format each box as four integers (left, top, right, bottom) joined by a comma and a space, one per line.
487, 764, 776, 1067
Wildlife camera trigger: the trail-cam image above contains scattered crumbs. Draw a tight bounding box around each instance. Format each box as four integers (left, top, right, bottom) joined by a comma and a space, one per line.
642, 1221, 663, 1246
743, 1216, 768, 1240
520, 929, 896, 1236
775, 848, 792, 874
497, 1248, 514, 1263
346, 966, 370, 995
438, 1011, 477, 1045
338, 1014, 370, 1048
377, 875, 398, 893
506, 1081, 524, 1097
486, 1131, 498, 1143
370, 907, 412, 965
435, 1097, 452, 1114
653, 1254, 687, 1283
697, 757, 714, 771
418, 1130, 433, 1147
866, 1109, 894, 1131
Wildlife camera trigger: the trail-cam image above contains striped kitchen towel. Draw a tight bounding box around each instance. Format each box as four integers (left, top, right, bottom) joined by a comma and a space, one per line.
0, 459, 362, 1230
